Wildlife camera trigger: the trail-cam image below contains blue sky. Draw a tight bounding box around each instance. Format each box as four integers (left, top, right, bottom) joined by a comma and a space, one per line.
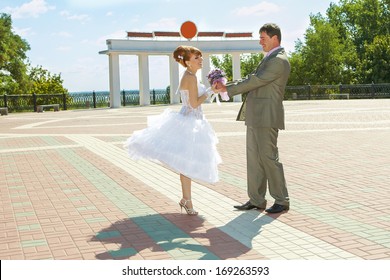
1, 0, 335, 92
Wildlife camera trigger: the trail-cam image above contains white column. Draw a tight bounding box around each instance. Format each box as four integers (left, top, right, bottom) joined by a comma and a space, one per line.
201, 53, 211, 103
138, 54, 150, 106
232, 53, 242, 102
202, 53, 211, 87
108, 53, 121, 108
169, 55, 180, 104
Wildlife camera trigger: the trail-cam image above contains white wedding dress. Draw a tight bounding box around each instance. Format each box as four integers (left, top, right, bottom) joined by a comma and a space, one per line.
124, 83, 221, 184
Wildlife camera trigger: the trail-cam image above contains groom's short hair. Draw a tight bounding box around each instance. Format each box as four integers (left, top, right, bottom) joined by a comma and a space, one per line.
259, 23, 282, 42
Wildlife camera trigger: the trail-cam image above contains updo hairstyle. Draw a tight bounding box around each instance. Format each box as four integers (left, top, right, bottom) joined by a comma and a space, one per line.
173, 45, 202, 68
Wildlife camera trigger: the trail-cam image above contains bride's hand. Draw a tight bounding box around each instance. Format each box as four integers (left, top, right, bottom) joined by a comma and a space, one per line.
211, 83, 219, 93
212, 82, 222, 93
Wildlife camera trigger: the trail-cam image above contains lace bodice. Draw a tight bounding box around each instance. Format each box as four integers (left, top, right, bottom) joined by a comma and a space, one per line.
178, 83, 206, 119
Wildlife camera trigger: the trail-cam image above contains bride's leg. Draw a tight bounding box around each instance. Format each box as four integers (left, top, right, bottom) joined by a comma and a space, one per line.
180, 174, 192, 203
179, 174, 197, 215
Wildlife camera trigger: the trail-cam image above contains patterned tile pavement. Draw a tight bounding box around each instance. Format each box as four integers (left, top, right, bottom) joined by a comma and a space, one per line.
1, 99, 390, 260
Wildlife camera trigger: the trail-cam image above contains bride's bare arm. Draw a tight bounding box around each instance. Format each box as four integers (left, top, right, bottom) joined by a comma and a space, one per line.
181, 74, 208, 108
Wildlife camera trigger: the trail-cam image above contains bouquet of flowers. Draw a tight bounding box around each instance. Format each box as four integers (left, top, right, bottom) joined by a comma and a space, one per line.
206, 68, 230, 103
207, 68, 227, 86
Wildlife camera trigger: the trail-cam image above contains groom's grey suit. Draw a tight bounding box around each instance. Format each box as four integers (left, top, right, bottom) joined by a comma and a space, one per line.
226, 48, 290, 208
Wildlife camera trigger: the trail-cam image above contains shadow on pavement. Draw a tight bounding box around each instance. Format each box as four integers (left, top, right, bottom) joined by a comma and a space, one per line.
91, 211, 274, 260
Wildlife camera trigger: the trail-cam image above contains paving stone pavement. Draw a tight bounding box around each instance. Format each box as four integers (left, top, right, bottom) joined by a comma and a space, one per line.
1, 99, 390, 260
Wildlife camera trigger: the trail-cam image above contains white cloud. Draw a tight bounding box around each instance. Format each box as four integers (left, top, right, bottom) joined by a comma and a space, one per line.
60, 10, 91, 23
76, 30, 126, 50
52, 31, 73, 38
233, 1, 281, 17
57, 46, 72, 52
145, 18, 178, 31
3, 0, 55, 19
95, 30, 126, 51
66, 0, 136, 9
98, 30, 128, 42
13, 27, 34, 37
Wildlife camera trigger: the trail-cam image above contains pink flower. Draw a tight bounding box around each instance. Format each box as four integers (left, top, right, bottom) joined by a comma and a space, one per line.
219, 91, 229, 101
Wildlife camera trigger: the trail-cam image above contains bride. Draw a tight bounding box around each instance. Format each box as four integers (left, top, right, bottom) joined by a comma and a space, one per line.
124, 45, 221, 216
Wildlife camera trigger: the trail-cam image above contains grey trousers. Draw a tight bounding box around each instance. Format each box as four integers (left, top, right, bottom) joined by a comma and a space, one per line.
246, 126, 289, 207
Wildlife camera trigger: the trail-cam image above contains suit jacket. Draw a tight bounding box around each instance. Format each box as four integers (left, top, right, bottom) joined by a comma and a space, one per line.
227, 48, 290, 129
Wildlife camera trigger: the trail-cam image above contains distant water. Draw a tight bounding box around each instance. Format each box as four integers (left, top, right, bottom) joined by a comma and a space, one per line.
69, 91, 108, 95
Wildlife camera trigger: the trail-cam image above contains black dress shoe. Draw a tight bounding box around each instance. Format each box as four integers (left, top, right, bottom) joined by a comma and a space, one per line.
265, 203, 289, 213
234, 201, 266, 210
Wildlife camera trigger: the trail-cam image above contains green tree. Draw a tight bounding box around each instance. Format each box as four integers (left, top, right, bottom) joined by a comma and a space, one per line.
240, 53, 263, 77
1, 13, 69, 97
288, 44, 307, 85
210, 54, 233, 81
360, 34, 390, 83
290, 13, 357, 85
327, 0, 385, 57
208, 0, 390, 85
28, 65, 68, 95
210, 53, 263, 101
325, 0, 390, 83
210, 53, 264, 81
0, 13, 31, 94
288, 0, 389, 84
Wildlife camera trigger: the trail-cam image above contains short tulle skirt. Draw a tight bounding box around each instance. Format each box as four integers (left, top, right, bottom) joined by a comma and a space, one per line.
124, 109, 221, 183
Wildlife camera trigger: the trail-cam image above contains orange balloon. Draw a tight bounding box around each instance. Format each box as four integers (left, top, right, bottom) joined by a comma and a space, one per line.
180, 21, 197, 40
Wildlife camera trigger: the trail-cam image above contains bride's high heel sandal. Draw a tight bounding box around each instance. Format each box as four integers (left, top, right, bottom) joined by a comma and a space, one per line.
179, 199, 198, 216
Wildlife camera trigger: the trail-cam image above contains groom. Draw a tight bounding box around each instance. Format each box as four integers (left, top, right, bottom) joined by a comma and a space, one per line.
216, 23, 290, 213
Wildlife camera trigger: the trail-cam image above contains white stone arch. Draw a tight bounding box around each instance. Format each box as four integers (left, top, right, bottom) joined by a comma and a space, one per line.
99, 33, 261, 108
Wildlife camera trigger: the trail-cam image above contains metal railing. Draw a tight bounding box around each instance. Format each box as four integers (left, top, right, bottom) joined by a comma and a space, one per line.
1, 84, 389, 113
121, 89, 170, 106
0, 93, 67, 113
0, 89, 170, 113
284, 83, 390, 100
